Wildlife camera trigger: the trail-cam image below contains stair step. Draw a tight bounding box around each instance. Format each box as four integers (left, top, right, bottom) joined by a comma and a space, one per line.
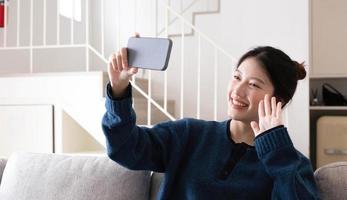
134, 98, 175, 125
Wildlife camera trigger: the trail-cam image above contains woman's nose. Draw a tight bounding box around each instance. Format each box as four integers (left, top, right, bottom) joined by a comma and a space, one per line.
233, 82, 246, 97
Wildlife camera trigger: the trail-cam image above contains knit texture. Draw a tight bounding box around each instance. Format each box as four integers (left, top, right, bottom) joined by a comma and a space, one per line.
102, 83, 320, 199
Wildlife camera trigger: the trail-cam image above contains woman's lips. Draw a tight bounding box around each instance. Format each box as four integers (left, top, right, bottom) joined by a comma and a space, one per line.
229, 98, 248, 109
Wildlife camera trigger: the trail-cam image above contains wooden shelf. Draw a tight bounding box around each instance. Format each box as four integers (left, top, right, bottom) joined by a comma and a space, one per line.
310, 106, 347, 110
310, 75, 347, 79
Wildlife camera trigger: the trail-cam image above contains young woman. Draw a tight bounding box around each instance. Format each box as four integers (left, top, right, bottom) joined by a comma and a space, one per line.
102, 44, 319, 199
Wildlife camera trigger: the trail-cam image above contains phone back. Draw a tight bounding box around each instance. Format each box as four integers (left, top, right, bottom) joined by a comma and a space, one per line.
127, 37, 172, 71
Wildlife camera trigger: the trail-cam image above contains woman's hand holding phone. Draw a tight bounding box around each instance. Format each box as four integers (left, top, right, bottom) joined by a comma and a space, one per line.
108, 34, 140, 98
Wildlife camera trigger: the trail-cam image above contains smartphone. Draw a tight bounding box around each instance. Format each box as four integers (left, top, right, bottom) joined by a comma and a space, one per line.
127, 37, 173, 71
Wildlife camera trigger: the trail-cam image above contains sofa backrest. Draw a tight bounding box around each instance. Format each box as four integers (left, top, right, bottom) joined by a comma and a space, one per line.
0, 158, 7, 185
0, 152, 151, 200
314, 161, 347, 199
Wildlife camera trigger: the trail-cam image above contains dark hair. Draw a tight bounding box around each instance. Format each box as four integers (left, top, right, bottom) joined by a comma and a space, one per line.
237, 46, 306, 107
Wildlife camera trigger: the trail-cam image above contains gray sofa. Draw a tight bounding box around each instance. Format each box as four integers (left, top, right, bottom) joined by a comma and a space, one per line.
0, 152, 164, 200
0, 152, 346, 200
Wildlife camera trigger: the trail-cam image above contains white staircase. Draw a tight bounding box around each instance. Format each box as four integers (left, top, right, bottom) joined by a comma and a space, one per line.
156, 0, 220, 37
0, 0, 235, 155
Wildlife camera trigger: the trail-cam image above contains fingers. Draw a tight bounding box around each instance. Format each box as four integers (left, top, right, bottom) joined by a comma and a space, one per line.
271, 96, 277, 117
120, 47, 128, 69
108, 53, 117, 72
116, 52, 123, 71
258, 100, 265, 118
129, 67, 138, 75
276, 101, 282, 118
264, 94, 271, 116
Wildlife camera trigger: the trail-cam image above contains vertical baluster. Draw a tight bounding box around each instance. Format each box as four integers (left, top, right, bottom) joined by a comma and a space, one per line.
43, 0, 46, 45
101, 0, 104, 56
57, 0, 60, 45
164, 6, 169, 111
180, 18, 184, 119
132, 0, 137, 110
71, 0, 74, 44
16, 0, 20, 46
85, 0, 89, 71
214, 48, 218, 120
147, 71, 152, 125
117, 0, 120, 50
30, 0, 33, 72
196, 34, 201, 119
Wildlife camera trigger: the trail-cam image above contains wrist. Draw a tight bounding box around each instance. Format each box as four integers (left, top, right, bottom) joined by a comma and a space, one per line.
110, 79, 130, 98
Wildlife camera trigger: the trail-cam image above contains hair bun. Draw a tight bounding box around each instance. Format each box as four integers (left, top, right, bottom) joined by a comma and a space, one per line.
293, 61, 306, 80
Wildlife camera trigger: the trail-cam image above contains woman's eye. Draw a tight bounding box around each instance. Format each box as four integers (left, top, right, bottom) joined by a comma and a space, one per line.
249, 83, 259, 88
233, 75, 240, 80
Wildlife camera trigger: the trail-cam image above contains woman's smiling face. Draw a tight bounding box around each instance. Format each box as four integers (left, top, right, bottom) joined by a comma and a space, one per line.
227, 57, 275, 123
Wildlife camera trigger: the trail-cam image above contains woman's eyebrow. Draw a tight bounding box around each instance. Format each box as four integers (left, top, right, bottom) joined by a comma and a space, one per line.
235, 69, 266, 84
250, 77, 265, 85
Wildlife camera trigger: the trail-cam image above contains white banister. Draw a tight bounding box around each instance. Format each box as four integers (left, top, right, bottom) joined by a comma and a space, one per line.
157, 0, 200, 36
71, 0, 74, 45
132, 0, 137, 93
101, 0, 104, 56
164, 6, 169, 111
43, 0, 47, 46
196, 34, 201, 119
162, 2, 236, 61
85, 0, 89, 71
88, 44, 106, 62
214, 48, 218, 120
0, 0, 236, 126
116, 0, 120, 50
134, 0, 137, 32
0, 44, 85, 51
16, 0, 20, 46
30, 0, 33, 73
147, 71, 152, 125
57, 0, 60, 45
131, 82, 176, 121
180, 18, 184, 119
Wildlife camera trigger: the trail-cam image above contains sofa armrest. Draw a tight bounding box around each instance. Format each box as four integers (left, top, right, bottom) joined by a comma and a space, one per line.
0, 158, 7, 185
314, 161, 347, 199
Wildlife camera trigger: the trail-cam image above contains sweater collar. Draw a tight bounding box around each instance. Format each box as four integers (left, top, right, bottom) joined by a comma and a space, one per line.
225, 119, 255, 149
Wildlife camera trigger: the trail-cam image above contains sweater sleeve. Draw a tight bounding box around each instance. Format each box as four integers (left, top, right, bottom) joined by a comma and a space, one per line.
101, 83, 187, 172
254, 126, 320, 199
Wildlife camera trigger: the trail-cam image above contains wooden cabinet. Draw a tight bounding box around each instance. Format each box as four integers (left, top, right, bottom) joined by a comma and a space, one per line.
311, 0, 347, 77
309, 77, 347, 169
0, 105, 54, 157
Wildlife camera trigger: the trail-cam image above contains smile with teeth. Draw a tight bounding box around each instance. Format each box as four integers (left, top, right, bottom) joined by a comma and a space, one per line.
231, 98, 248, 107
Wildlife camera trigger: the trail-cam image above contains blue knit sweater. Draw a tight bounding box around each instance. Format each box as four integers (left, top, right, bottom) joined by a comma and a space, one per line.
102, 83, 319, 199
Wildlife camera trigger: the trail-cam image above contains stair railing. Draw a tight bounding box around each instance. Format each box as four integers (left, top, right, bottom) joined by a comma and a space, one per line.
0, 0, 237, 126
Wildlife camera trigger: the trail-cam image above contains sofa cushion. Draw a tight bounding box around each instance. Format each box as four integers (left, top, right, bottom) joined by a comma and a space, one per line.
0, 152, 151, 200
149, 172, 164, 200
314, 161, 347, 199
